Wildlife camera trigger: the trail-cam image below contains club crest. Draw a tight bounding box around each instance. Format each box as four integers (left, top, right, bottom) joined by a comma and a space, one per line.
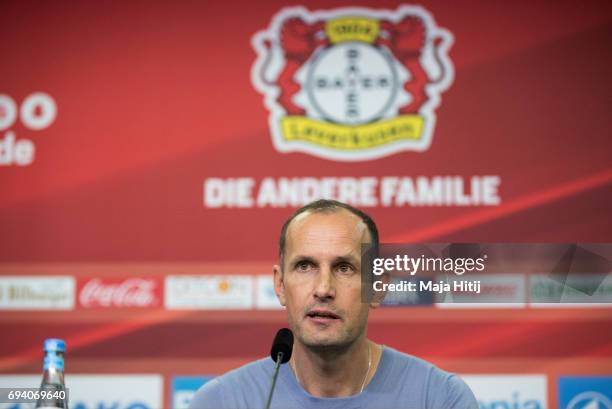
252, 6, 454, 161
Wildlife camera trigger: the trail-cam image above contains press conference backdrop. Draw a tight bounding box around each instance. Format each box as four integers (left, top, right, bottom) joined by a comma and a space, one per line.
1, 1, 611, 408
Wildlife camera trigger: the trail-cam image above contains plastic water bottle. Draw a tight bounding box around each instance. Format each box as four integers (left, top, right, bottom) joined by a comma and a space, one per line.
35, 338, 68, 409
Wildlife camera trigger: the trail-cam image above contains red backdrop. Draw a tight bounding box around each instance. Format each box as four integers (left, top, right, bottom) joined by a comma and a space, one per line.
1, 1, 611, 407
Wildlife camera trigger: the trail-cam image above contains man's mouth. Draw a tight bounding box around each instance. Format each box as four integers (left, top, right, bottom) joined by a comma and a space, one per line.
306, 309, 341, 323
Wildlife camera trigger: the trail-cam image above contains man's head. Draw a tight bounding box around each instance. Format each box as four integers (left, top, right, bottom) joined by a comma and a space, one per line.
278, 200, 379, 272
273, 200, 380, 351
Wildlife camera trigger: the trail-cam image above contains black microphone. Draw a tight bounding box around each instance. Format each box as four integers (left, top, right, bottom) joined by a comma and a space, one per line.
270, 328, 293, 363
265, 328, 293, 409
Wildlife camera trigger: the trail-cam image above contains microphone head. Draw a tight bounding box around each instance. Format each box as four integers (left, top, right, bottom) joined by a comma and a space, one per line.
270, 328, 293, 364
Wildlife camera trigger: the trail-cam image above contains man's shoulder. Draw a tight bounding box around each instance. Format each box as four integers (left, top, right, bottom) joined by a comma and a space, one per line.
384, 346, 457, 379
382, 346, 478, 408
188, 357, 272, 409
383, 346, 450, 378
218, 356, 273, 384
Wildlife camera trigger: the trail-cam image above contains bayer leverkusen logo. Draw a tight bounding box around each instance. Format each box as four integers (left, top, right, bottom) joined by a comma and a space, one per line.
252, 6, 454, 161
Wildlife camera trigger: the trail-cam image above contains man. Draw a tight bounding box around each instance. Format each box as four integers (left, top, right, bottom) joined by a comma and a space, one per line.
190, 199, 477, 409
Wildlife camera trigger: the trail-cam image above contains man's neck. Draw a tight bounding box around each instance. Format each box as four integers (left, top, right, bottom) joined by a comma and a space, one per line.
290, 338, 381, 398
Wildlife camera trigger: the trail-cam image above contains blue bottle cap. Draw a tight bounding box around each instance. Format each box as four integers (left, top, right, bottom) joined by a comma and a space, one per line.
44, 338, 66, 352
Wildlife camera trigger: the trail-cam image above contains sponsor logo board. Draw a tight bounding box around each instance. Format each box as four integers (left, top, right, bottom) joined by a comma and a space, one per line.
0, 374, 162, 409
529, 273, 612, 307
165, 275, 254, 310
436, 273, 526, 308
77, 277, 163, 309
462, 375, 547, 409
172, 376, 214, 409
0, 276, 74, 310
255, 275, 283, 310
558, 376, 612, 409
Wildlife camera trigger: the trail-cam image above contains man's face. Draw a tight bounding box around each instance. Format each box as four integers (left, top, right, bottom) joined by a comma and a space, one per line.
274, 210, 376, 350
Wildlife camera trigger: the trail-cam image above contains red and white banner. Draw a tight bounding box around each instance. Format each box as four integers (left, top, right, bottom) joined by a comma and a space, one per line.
77, 277, 163, 309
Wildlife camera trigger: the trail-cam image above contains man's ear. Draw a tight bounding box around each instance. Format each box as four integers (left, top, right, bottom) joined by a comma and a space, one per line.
273, 264, 287, 307
369, 272, 390, 309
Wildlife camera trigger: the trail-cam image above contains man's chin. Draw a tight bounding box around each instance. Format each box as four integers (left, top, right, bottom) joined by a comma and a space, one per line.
299, 332, 350, 351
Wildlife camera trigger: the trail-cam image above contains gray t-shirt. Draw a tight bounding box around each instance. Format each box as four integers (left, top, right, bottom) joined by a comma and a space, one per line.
189, 346, 478, 409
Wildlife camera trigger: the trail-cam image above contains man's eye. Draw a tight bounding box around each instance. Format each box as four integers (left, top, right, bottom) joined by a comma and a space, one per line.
296, 261, 313, 271
337, 264, 354, 274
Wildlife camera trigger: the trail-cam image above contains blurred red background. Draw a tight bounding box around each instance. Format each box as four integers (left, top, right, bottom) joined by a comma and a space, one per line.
1, 1, 611, 408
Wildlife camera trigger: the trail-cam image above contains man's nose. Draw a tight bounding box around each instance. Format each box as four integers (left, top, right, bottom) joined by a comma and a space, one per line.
313, 266, 336, 300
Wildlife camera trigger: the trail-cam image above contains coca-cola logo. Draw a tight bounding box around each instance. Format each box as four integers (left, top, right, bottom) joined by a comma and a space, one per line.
78, 278, 161, 308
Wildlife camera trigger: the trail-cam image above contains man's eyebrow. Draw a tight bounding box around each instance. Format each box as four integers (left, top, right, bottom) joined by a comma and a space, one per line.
288, 255, 318, 266
332, 255, 360, 266
288, 255, 360, 265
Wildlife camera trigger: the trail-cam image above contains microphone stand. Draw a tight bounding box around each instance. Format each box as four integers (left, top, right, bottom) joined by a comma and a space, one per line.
264, 351, 284, 409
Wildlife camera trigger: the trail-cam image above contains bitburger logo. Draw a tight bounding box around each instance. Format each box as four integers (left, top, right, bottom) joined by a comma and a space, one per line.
252, 6, 454, 161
